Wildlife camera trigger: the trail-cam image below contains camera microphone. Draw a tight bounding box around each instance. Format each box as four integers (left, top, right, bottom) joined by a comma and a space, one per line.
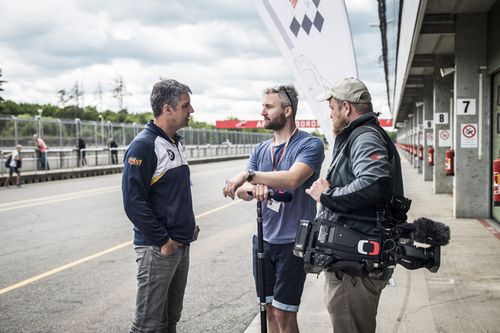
247, 189, 293, 203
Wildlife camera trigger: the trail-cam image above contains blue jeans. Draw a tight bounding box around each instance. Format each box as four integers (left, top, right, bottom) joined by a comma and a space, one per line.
39, 152, 49, 170
130, 245, 190, 333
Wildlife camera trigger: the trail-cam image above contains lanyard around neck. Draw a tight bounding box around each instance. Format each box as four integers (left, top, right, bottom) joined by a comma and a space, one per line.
271, 128, 298, 171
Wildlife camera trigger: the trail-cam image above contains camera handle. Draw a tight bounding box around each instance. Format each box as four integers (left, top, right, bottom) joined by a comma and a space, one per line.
256, 201, 267, 333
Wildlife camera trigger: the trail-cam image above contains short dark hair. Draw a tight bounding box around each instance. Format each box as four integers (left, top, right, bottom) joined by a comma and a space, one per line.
150, 79, 192, 117
264, 84, 299, 118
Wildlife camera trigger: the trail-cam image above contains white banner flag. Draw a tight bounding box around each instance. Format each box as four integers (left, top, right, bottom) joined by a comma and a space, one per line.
252, 0, 357, 144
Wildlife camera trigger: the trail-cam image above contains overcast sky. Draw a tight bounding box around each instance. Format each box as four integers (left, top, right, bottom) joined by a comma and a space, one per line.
0, 0, 389, 124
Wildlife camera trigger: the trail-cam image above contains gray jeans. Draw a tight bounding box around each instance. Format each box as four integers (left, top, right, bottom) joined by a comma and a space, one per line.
130, 245, 190, 333
324, 271, 387, 333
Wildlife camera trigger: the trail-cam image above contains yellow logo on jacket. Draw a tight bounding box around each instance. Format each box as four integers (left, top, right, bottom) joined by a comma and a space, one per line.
128, 157, 143, 166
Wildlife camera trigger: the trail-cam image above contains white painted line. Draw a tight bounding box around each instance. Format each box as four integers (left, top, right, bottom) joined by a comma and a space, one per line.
428, 277, 455, 284
0, 169, 228, 212
0, 186, 120, 212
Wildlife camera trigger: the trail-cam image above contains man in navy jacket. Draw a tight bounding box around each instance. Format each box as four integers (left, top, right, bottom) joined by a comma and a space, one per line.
122, 78, 199, 333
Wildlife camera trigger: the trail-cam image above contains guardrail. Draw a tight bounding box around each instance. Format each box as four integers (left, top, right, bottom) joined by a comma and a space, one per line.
0, 144, 255, 176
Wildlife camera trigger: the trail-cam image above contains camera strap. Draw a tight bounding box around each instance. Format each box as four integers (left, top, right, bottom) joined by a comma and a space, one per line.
326, 140, 350, 178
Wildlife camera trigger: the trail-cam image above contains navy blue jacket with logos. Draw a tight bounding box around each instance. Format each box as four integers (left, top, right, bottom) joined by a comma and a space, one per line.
122, 121, 196, 246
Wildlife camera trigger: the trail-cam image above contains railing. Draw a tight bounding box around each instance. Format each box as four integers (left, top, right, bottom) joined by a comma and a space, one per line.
0, 115, 272, 148
0, 144, 254, 175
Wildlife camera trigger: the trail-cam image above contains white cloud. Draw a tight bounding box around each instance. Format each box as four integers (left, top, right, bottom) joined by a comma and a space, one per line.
0, 0, 387, 125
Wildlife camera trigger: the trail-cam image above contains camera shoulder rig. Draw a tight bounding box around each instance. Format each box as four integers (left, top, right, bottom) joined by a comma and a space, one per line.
293, 210, 450, 278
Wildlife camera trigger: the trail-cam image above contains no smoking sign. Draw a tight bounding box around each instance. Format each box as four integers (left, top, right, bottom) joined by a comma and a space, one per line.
461, 123, 478, 148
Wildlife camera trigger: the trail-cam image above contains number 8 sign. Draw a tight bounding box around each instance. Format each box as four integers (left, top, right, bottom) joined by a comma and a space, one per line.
434, 113, 449, 124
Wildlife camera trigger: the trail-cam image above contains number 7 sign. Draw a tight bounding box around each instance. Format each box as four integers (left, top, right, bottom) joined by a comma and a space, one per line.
457, 98, 476, 115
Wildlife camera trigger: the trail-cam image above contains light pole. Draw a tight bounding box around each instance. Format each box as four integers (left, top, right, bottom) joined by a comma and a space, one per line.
37, 108, 43, 137
99, 114, 104, 146
12, 115, 18, 145
75, 118, 81, 147
107, 120, 112, 141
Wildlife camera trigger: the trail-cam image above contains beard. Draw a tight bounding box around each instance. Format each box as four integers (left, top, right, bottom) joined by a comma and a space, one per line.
265, 113, 287, 131
333, 115, 350, 136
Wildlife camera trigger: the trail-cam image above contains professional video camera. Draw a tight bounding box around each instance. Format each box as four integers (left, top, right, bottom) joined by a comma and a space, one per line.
293, 196, 450, 277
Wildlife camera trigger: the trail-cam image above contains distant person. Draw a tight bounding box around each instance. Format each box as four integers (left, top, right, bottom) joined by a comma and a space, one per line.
108, 138, 118, 164
223, 84, 325, 333
122, 78, 200, 333
33, 134, 49, 170
222, 138, 232, 146
77, 138, 87, 167
4, 144, 23, 187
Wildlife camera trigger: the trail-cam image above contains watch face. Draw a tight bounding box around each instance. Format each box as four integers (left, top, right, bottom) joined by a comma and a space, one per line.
247, 169, 254, 182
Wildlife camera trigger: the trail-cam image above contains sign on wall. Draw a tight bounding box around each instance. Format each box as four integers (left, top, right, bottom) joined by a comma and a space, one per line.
460, 123, 478, 148
438, 129, 451, 147
426, 131, 433, 145
434, 113, 449, 125
456, 98, 476, 115
216, 119, 320, 129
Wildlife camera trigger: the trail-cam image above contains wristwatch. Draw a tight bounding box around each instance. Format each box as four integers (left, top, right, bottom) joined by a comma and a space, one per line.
246, 169, 255, 182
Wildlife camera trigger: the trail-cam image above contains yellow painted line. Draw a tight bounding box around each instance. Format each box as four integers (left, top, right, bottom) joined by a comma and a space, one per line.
195, 199, 242, 219
0, 199, 243, 296
0, 241, 131, 296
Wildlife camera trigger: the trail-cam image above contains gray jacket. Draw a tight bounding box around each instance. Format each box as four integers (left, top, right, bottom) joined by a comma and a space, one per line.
319, 112, 404, 233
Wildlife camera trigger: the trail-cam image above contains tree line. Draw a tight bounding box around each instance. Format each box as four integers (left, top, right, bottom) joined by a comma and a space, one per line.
0, 99, 220, 129
0, 69, 216, 127
0, 68, 314, 135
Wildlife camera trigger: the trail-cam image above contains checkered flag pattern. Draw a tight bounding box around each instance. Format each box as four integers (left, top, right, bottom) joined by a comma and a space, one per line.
289, 0, 324, 37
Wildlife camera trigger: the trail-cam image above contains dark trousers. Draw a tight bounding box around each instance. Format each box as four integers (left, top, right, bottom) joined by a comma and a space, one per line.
111, 152, 118, 164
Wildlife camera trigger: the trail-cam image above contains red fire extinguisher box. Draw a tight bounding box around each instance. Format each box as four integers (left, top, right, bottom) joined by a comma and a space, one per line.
445, 148, 454, 176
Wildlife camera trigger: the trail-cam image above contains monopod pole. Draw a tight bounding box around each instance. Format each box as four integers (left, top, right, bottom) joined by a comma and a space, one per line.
256, 200, 267, 333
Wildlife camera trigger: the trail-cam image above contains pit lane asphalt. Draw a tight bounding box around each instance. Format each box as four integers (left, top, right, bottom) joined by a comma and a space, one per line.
0, 159, 259, 333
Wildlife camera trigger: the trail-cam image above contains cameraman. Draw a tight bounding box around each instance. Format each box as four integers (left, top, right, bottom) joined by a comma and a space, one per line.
306, 78, 404, 333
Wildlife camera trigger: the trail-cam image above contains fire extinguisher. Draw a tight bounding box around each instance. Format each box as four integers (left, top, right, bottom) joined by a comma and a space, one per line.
418, 145, 424, 160
494, 155, 500, 206
445, 148, 454, 176
428, 146, 434, 166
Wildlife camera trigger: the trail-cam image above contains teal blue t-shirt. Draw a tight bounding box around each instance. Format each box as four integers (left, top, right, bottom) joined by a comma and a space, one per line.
248, 130, 325, 244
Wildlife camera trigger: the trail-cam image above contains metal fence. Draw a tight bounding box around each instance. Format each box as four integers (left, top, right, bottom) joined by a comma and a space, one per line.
0, 115, 271, 175
0, 115, 271, 149
0, 144, 256, 175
